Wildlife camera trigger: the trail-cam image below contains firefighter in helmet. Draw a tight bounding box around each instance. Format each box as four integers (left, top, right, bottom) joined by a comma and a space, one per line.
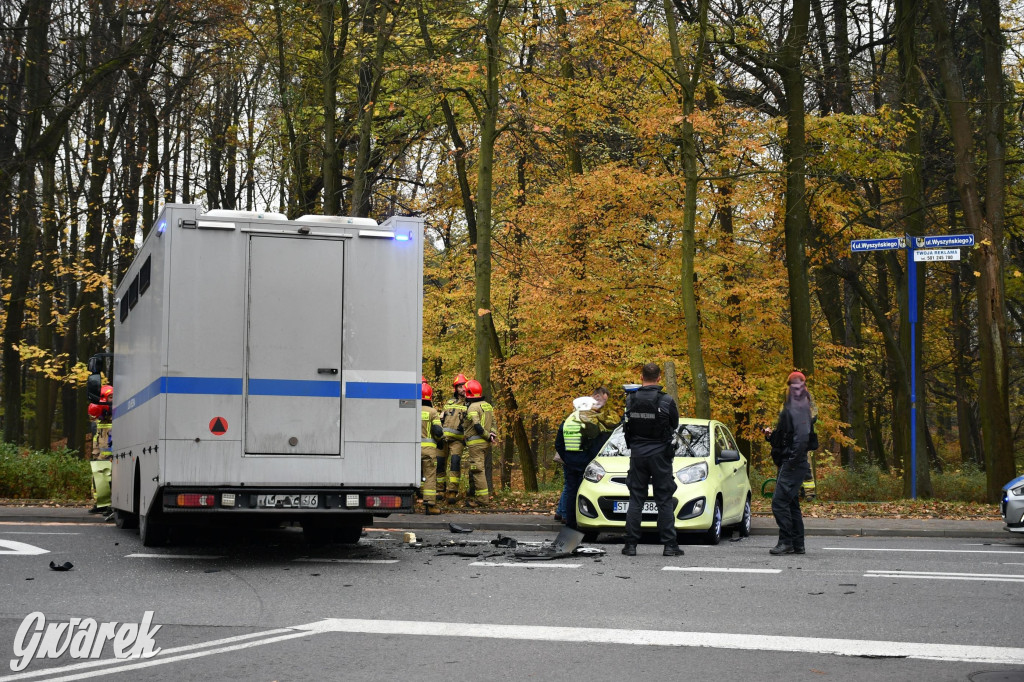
420, 382, 445, 514
460, 379, 496, 507
88, 385, 114, 514
440, 373, 469, 504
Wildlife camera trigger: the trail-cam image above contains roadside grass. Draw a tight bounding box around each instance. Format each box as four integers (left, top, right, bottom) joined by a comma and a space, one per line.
0, 442, 92, 501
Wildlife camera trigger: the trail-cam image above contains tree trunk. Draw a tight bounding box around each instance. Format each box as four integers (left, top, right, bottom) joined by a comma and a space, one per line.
780, 0, 815, 375
665, 0, 710, 417
473, 0, 503, 398
929, 0, 1016, 500
33, 159, 59, 450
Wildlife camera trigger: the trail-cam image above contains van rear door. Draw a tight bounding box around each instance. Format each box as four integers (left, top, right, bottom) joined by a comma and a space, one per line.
244, 236, 343, 455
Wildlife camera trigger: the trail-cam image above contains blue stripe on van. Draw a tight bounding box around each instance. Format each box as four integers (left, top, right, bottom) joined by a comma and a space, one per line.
248, 379, 341, 398
346, 382, 420, 399
112, 377, 409, 418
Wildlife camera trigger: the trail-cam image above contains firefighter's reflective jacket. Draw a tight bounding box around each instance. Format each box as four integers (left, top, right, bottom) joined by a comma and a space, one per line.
442, 398, 467, 441
463, 399, 495, 446
422, 405, 443, 449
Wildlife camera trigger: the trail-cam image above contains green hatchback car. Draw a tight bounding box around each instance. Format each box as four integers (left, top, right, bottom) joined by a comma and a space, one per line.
575, 418, 752, 544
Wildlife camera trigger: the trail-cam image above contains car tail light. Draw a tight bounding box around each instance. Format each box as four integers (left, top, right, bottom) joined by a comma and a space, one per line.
365, 495, 402, 509
176, 494, 216, 507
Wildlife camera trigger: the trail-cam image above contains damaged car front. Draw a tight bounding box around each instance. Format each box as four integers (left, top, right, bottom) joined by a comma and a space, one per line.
574, 419, 751, 545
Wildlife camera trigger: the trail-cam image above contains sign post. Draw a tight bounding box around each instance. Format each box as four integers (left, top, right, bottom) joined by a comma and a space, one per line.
849, 233, 972, 499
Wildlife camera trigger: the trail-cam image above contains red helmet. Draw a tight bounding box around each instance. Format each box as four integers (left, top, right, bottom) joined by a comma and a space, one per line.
422, 383, 433, 400
88, 403, 110, 420
464, 379, 483, 399
99, 385, 113, 404
452, 373, 468, 388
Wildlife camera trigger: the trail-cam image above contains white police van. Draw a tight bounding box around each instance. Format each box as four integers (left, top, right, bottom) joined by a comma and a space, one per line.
89, 204, 423, 546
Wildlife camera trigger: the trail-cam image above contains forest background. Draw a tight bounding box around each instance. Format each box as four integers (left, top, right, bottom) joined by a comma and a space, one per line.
1, 0, 1022, 504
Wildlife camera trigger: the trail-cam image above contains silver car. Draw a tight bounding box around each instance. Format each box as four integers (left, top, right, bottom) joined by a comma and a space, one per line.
1002, 475, 1024, 534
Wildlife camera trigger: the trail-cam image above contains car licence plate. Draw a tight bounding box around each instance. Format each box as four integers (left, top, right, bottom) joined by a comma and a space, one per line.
613, 500, 658, 514
256, 494, 318, 509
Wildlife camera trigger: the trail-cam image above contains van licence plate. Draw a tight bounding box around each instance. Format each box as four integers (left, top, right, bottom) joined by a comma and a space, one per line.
613, 500, 658, 514
257, 494, 318, 509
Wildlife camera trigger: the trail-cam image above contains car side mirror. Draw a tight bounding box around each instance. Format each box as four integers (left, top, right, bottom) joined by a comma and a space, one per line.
718, 448, 741, 463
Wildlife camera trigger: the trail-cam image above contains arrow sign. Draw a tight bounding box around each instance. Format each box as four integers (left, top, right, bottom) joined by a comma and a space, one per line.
851, 237, 905, 252
920, 234, 974, 248
0, 539, 49, 556
914, 248, 961, 262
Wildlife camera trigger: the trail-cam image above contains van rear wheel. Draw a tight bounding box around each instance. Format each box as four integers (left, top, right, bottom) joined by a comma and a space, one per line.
115, 509, 138, 530
139, 514, 168, 547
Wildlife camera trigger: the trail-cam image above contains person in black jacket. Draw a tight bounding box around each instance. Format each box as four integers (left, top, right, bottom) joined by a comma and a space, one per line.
622, 363, 683, 557
764, 371, 816, 555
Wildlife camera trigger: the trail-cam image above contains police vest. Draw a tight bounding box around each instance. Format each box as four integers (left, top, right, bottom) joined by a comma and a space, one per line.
626, 390, 672, 441
562, 411, 586, 452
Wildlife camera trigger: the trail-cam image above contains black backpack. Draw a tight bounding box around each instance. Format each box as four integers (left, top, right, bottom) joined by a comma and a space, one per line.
626, 389, 673, 441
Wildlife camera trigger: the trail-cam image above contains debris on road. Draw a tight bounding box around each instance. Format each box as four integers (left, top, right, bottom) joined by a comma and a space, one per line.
490, 534, 518, 548
48, 561, 73, 572
572, 547, 605, 556
448, 523, 474, 533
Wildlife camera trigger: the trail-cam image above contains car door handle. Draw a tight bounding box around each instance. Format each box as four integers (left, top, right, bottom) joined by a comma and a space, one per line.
317, 368, 338, 375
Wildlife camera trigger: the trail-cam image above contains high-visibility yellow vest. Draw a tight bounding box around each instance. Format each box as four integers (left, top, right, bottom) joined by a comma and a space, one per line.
562, 411, 585, 452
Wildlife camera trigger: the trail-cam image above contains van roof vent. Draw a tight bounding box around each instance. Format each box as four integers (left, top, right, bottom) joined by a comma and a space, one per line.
295, 215, 378, 227
203, 209, 289, 221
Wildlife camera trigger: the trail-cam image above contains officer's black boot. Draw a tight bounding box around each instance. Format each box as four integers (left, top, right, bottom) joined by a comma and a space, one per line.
769, 543, 795, 555
621, 544, 637, 556
663, 544, 684, 557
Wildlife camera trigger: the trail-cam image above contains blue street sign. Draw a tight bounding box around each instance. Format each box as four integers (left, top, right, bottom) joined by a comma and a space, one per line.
851, 237, 905, 252
917, 234, 974, 248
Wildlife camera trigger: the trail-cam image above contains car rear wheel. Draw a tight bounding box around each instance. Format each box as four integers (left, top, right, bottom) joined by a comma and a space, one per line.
704, 500, 722, 545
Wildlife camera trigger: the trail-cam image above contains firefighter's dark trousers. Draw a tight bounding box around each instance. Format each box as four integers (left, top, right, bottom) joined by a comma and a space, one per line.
772, 455, 809, 549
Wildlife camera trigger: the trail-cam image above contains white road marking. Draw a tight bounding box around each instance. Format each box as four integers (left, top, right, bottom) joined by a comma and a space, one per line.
468, 562, 581, 568
0, 539, 48, 556
9, 616, 1024, 680
0, 522, 84, 527
295, 618, 1024, 665
293, 558, 399, 564
0, 532, 79, 535
0, 628, 295, 681
662, 567, 781, 574
865, 569, 1024, 583
823, 547, 1024, 555
125, 554, 224, 559
0, 631, 314, 682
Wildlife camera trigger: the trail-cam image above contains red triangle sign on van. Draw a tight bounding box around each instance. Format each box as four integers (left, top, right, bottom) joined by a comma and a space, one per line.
209, 417, 228, 436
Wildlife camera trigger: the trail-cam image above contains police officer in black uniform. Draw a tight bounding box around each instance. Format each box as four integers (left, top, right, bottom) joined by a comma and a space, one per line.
622, 363, 683, 557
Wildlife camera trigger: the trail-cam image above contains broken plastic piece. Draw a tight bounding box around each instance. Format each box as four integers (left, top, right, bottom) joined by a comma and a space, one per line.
448, 523, 474, 534
573, 547, 606, 556
490, 534, 518, 548
48, 561, 73, 571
